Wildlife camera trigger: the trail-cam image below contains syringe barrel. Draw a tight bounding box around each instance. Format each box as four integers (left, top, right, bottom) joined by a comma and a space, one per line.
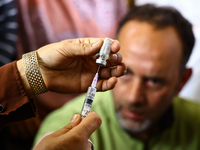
96, 37, 114, 66
80, 86, 97, 119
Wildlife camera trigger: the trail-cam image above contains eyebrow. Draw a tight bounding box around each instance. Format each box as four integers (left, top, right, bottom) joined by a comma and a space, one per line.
126, 66, 166, 81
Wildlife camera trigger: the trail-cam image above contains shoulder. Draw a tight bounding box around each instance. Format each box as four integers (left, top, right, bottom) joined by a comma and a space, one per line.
173, 96, 200, 125
174, 96, 200, 113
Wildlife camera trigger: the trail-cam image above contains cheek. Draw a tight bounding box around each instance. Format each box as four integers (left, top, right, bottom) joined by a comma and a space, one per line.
113, 79, 129, 95
146, 87, 174, 118
112, 82, 129, 108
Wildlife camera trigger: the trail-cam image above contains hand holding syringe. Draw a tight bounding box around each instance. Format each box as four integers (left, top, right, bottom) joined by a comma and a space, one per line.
80, 38, 114, 119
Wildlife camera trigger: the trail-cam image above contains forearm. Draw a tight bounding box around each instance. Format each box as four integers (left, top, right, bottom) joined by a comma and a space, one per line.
0, 61, 37, 129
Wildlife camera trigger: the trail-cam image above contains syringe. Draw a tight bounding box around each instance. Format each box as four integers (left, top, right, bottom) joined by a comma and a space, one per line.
80, 38, 114, 119
80, 66, 100, 119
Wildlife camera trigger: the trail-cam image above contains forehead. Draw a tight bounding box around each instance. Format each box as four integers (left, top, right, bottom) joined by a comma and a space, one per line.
117, 20, 183, 76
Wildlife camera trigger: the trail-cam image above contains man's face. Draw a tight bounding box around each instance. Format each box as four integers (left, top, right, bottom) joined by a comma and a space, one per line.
113, 20, 183, 133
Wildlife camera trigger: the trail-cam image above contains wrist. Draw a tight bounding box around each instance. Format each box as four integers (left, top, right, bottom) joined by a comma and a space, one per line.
17, 59, 35, 98
22, 51, 48, 96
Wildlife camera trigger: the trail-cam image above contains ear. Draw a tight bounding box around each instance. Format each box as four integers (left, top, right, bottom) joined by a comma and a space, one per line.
177, 68, 192, 93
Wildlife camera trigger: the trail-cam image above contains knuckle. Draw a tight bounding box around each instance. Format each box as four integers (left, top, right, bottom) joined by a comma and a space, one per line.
80, 43, 89, 55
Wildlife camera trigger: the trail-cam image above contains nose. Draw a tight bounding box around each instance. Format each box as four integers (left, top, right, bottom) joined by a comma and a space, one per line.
127, 78, 145, 107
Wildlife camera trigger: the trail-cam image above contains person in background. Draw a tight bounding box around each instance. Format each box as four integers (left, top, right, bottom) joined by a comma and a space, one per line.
34, 4, 200, 150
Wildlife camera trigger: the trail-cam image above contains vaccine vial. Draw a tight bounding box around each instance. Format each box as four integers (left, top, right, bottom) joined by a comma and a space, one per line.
96, 37, 114, 66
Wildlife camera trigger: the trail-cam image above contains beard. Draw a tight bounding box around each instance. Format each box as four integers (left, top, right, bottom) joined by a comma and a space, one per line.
115, 106, 152, 134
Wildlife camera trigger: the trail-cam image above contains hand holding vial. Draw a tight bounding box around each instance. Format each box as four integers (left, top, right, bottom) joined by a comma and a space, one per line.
17, 38, 126, 98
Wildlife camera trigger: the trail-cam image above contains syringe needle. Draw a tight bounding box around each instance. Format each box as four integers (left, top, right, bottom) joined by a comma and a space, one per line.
97, 65, 100, 73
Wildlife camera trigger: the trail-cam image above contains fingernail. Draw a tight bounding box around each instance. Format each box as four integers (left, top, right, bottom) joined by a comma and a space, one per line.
71, 114, 78, 122
112, 54, 118, 61
92, 40, 100, 47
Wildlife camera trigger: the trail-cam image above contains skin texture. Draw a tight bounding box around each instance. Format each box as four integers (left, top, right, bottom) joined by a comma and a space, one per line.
34, 112, 102, 150
17, 38, 126, 98
112, 20, 191, 141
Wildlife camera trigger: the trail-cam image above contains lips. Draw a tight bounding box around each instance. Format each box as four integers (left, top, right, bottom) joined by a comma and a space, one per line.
122, 109, 144, 120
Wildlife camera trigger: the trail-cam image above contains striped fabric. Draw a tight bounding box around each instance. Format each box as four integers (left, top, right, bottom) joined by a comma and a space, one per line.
0, 0, 18, 66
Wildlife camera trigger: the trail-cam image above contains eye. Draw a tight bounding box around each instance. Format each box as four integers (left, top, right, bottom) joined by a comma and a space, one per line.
146, 78, 164, 88
149, 78, 160, 84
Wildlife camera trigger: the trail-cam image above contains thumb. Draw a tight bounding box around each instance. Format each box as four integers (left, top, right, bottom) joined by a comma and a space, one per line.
72, 111, 102, 139
51, 114, 82, 137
